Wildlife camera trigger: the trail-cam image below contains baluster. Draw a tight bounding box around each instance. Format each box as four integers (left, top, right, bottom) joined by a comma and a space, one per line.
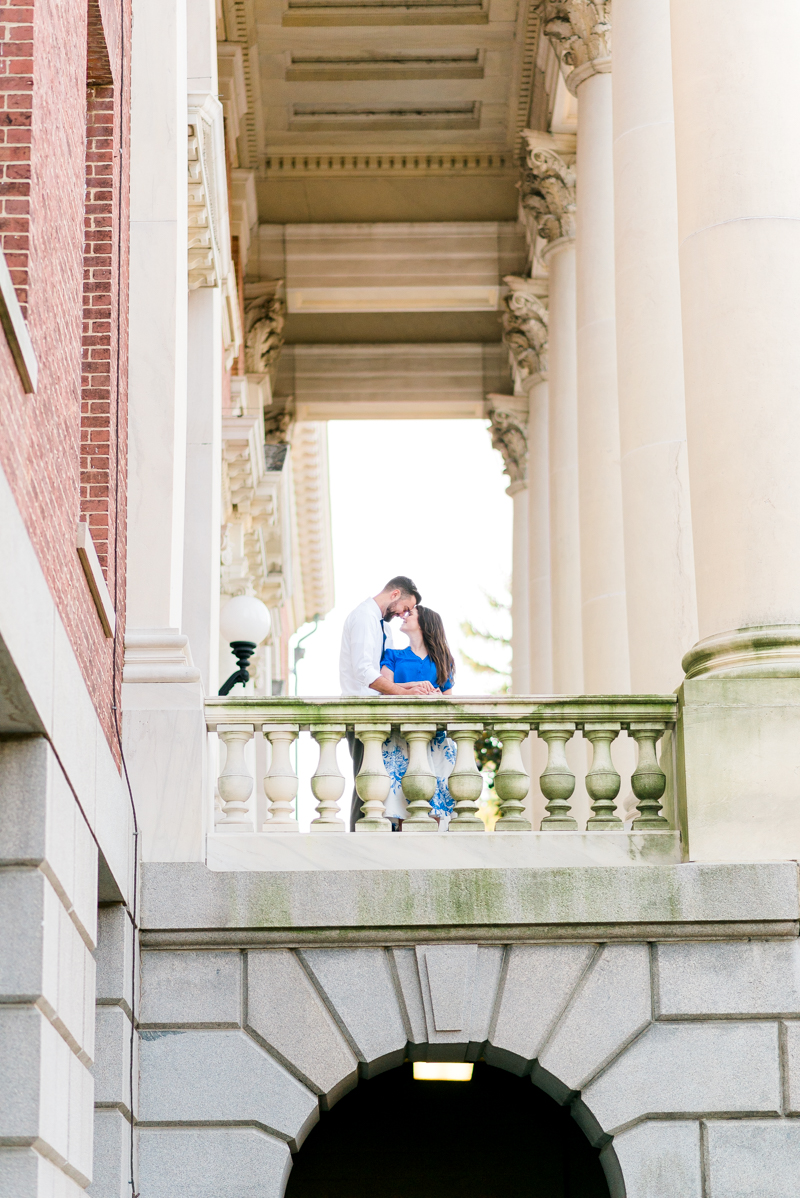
493, 724, 532, 831
629, 722, 670, 829
216, 724, 254, 831
354, 724, 392, 832
310, 725, 346, 833
447, 723, 485, 832
400, 724, 438, 831
262, 725, 299, 832
537, 722, 578, 830
584, 723, 623, 830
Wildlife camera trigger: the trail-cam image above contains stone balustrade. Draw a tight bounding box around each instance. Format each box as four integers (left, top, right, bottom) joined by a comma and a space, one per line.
205, 695, 677, 834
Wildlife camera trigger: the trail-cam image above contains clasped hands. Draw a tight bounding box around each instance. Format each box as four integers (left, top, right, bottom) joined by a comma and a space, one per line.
394, 680, 443, 697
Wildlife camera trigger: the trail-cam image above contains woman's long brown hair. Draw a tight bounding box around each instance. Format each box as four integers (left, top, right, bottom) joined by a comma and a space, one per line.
416, 605, 455, 689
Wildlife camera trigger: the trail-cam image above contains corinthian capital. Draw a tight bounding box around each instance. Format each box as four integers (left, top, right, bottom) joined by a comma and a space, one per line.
543, 0, 611, 92
244, 280, 286, 375
518, 131, 576, 250
485, 394, 529, 484
501, 276, 549, 394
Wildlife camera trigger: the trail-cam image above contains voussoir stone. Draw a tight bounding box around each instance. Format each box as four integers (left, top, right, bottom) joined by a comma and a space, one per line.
140, 950, 241, 1026
705, 1119, 800, 1198
390, 948, 427, 1044
138, 1029, 318, 1152
581, 1021, 781, 1135
538, 943, 652, 1094
655, 941, 800, 1017
486, 943, 595, 1074
612, 1120, 702, 1198
246, 950, 358, 1109
138, 1127, 291, 1198
467, 946, 504, 1043
299, 948, 406, 1077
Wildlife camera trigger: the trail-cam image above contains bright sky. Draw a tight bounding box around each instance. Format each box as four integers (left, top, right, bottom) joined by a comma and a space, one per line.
290, 418, 513, 829
292, 418, 514, 697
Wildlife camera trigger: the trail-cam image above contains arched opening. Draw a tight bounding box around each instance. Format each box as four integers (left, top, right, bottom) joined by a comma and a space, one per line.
286, 1062, 610, 1198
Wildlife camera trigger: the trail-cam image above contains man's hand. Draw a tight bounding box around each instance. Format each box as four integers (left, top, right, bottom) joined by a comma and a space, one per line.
396, 680, 437, 695
369, 676, 438, 697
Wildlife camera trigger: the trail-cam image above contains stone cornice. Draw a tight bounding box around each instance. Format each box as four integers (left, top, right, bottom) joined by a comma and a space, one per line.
542, 0, 611, 95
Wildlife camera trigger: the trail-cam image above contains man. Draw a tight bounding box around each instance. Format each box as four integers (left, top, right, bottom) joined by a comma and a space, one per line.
340, 576, 435, 830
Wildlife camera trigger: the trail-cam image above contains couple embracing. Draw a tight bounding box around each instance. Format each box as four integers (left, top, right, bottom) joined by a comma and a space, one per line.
339, 576, 459, 832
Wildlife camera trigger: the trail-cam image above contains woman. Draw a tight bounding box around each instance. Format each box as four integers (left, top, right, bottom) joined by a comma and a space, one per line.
380, 605, 457, 830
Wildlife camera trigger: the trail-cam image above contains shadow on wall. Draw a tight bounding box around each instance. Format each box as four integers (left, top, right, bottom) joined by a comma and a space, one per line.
285, 1061, 609, 1198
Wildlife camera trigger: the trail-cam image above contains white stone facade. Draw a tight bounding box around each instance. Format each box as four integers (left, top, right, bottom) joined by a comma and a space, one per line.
131, 916, 800, 1198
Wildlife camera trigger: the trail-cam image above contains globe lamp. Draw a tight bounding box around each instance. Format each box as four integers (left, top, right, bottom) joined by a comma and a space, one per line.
218, 596, 271, 696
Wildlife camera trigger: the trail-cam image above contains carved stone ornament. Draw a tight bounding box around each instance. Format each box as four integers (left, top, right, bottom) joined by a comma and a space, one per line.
543, 0, 611, 90
518, 134, 576, 246
501, 276, 549, 393
486, 398, 529, 484
244, 281, 286, 375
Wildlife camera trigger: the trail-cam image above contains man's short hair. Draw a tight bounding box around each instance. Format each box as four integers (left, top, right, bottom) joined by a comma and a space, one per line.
384, 575, 421, 605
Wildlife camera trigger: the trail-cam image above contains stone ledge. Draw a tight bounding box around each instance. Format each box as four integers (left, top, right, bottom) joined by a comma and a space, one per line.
206, 831, 682, 873
141, 862, 800, 944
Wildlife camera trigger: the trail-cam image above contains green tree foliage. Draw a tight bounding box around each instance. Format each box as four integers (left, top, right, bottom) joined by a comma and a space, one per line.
459, 591, 511, 790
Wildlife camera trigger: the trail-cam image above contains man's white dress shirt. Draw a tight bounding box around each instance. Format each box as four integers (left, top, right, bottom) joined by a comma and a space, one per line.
340, 597, 386, 696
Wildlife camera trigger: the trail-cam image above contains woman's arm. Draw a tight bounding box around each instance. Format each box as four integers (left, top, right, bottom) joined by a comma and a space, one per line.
370, 665, 435, 696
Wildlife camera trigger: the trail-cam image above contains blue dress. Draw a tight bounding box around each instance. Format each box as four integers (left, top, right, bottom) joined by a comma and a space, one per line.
380, 648, 457, 824
381, 646, 454, 693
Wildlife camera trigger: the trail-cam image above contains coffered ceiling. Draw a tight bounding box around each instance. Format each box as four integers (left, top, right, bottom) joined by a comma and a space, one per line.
219, 0, 560, 224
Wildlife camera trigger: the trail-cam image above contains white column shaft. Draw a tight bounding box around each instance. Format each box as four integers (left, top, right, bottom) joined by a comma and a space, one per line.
613, 0, 697, 691
509, 480, 531, 695
127, 0, 188, 629
575, 71, 630, 693
671, 0, 800, 638
527, 378, 553, 693
546, 241, 583, 693
182, 288, 222, 694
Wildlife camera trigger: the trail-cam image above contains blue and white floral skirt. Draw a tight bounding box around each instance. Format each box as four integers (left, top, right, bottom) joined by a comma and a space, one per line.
382, 729, 457, 827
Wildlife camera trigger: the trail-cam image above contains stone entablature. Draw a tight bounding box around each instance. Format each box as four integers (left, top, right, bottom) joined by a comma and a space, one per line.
135, 859, 800, 1198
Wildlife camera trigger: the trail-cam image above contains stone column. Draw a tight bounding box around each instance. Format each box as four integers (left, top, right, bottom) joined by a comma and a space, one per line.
670, 0, 800, 661
123, 0, 207, 867
499, 275, 553, 695
127, 0, 188, 634
544, 1, 631, 695
486, 396, 530, 695
508, 481, 530, 695
613, 0, 697, 693
527, 377, 553, 694
182, 287, 222, 694
519, 133, 583, 694
670, 0, 800, 861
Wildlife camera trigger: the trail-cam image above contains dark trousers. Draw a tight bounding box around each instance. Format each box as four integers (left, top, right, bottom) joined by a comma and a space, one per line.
347, 730, 364, 831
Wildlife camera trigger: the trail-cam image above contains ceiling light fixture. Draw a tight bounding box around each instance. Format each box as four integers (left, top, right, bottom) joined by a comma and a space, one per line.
413, 1063, 473, 1081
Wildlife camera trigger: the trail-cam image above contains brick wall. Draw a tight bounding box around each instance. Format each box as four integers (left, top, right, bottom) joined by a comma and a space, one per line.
0, 0, 130, 757
0, 0, 34, 313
